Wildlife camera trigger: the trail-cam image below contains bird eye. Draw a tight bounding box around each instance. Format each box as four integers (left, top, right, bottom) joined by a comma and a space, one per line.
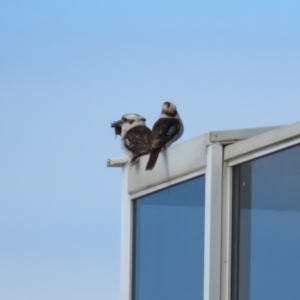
122, 117, 128, 122
141, 118, 146, 122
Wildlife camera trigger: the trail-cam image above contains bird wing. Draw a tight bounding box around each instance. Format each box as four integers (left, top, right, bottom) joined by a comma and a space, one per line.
151, 118, 181, 148
123, 126, 152, 154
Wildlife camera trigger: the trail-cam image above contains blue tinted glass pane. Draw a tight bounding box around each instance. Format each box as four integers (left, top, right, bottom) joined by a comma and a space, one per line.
234, 144, 300, 300
133, 176, 205, 300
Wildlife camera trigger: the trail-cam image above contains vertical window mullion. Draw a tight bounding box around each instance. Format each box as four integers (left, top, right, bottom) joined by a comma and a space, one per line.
204, 143, 223, 300
231, 165, 240, 300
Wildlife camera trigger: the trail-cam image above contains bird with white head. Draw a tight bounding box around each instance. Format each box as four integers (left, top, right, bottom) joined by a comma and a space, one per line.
145, 102, 184, 170
111, 114, 152, 164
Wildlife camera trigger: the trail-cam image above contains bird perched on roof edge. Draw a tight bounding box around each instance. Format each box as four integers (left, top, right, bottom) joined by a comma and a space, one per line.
111, 114, 152, 164
145, 102, 184, 170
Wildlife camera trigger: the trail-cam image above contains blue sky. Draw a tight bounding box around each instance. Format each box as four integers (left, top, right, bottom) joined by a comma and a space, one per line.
1, 1, 300, 299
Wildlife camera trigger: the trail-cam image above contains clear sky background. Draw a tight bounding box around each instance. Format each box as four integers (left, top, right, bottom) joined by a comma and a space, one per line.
1, 1, 300, 299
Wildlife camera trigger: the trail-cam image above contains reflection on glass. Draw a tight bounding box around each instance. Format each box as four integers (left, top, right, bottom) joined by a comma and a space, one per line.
133, 176, 205, 300
232, 144, 300, 300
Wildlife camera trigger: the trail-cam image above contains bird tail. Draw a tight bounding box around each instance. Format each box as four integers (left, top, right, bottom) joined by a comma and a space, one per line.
145, 148, 161, 170
130, 152, 145, 164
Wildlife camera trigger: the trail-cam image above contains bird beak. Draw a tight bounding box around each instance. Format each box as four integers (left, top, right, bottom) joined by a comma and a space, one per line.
111, 119, 124, 137
111, 119, 124, 128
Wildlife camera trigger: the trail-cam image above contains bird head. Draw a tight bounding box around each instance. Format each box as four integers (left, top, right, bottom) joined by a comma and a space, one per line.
111, 114, 146, 136
161, 101, 178, 117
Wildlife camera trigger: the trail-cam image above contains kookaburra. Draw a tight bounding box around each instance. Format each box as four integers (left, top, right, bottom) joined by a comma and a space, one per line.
111, 114, 152, 164
145, 102, 183, 170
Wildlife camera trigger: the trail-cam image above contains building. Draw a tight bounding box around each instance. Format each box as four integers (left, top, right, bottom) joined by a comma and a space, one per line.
108, 121, 300, 300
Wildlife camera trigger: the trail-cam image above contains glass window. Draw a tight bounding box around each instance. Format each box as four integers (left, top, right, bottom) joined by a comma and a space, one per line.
133, 176, 205, 300
232, 144, 300, 300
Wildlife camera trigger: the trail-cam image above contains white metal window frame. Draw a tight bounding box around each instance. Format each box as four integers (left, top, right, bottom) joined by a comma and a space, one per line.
221, 121, 300, 300
107, 125, 282, 300
120, 135, 207, 300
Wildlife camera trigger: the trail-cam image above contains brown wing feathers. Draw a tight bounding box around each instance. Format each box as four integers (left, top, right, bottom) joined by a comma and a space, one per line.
145, 118, 180, 170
